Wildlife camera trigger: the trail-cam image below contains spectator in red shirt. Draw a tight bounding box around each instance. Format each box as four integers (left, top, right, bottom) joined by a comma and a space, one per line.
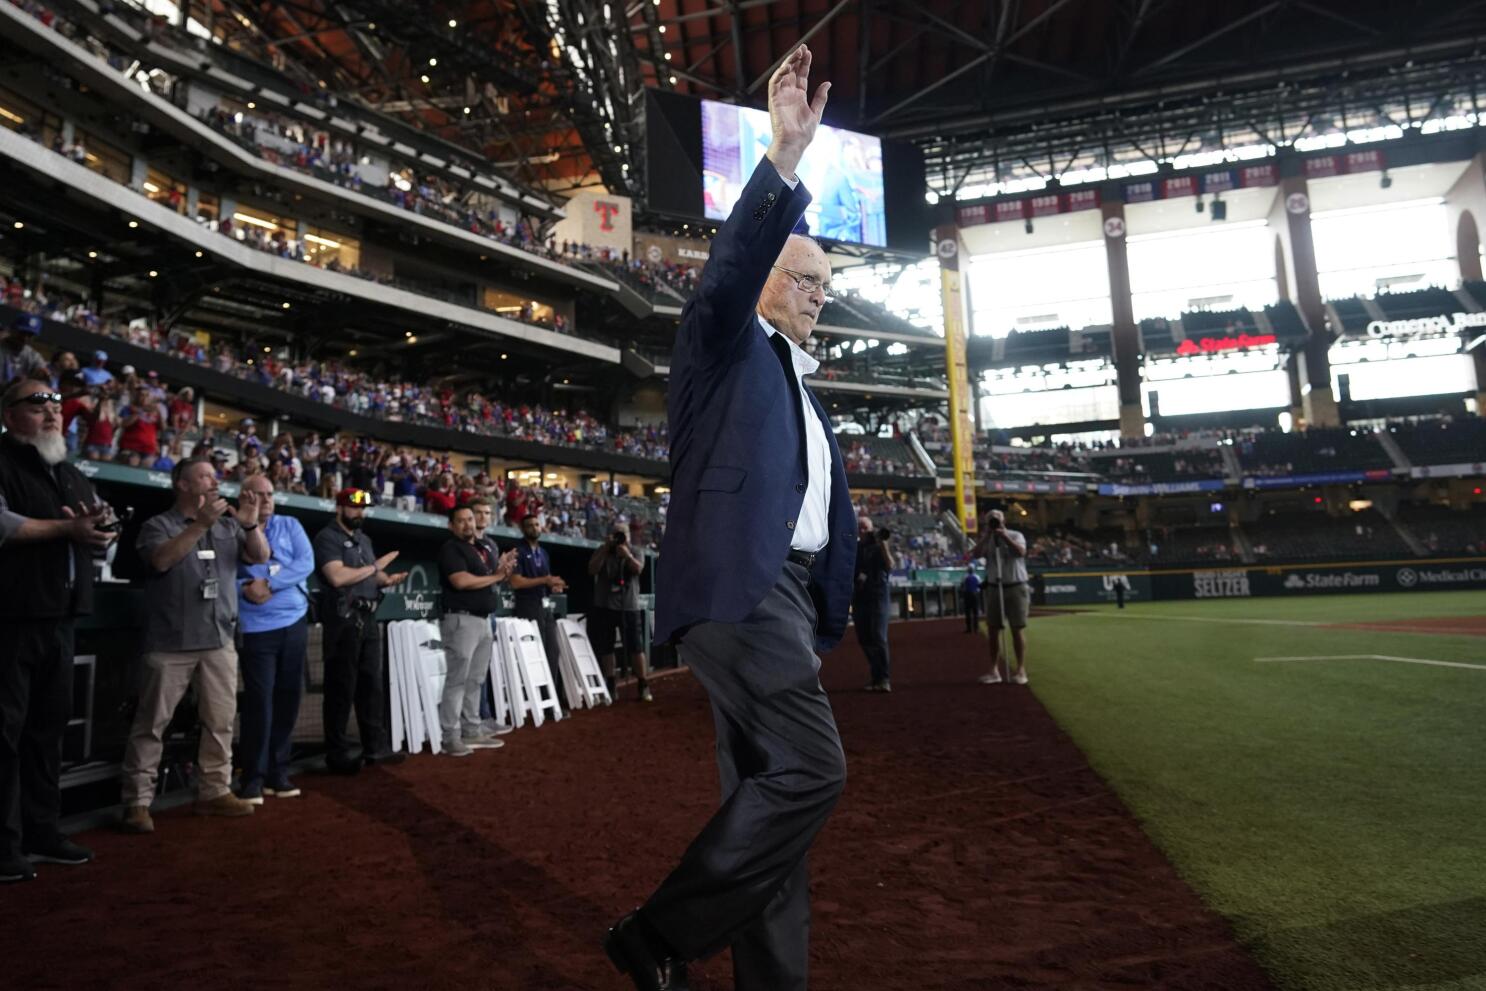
117, 388, 163, 459
424, 474, 457, 514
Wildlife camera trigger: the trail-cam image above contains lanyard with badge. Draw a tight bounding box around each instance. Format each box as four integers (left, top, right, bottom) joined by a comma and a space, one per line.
194, 523, 219, 600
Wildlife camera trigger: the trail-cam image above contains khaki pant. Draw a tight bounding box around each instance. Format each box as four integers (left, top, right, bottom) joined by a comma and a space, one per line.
121, 646, 239, 805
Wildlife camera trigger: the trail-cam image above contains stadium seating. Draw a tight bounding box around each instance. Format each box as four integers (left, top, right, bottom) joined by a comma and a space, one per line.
1100, 449, 1229, 483
1236, 427, 1394, 476
1247, 509, 1411, 562
1396, 504, 1486, 555
1373, 286, 1460, 321
1150, 525, 1238, 564
1388, 419, 1486, 467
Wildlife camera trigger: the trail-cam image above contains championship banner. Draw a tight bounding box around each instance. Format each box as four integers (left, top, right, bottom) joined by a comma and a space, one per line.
934, 224, 977, 536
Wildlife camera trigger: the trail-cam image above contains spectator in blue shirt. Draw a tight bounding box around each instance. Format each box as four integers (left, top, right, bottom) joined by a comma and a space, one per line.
235, 473, 314, 803
79, 350, 113, 389
962, 565, 982, 634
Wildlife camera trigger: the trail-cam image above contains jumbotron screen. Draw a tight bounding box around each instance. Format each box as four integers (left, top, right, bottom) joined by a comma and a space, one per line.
700, 99, 886, 246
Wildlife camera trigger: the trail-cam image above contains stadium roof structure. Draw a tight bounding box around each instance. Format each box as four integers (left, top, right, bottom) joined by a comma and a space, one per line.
628, 0, 1486, 203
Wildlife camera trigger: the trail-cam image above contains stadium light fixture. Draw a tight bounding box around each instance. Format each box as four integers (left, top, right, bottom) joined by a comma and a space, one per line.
87, 250, 97, 258
348, 349, 358, 357
246, 101, 256, 109
11, 221, 21, 230
127, 220, 139, 228
194, 250, 203, 257
664, 52, 672, 61
428, 57, 438, 66
668, 75, 677, 84
281, 302, 291, 309
500, 353, 508, 360
659, 25, 666, 32
407, 335, 418, 344
421, 74, 431, 84
448, 19, 457, 27
148, 270, 158, 277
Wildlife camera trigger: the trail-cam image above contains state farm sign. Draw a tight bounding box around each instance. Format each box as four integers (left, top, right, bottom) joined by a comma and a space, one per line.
1176, 332, 1277, 356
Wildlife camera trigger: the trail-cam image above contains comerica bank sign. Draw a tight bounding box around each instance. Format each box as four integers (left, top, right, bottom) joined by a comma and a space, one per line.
1365, 311, 1486, 338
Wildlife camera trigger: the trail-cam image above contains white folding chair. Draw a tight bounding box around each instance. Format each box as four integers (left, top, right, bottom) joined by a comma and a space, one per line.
558, 617, 613, 709
503, 618, 563, 726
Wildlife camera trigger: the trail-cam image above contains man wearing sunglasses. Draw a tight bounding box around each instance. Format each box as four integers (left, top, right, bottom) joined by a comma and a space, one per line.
606, 44, 854, 991
0, 379, 114, 882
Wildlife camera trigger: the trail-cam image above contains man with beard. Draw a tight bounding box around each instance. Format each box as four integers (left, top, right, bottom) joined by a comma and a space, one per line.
312, 488, 409, 773
0, 378, 113, 882
436, 505, 516, 756
508, 510, 568, 708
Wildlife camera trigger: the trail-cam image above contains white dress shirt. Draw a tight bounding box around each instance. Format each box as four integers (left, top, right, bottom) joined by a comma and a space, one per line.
759, 316, 832, 553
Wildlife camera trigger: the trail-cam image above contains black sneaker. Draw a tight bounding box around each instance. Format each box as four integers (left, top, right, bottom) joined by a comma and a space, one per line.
363, 749, 407, 767
1, 855, 37, 883
23, 837, 93, 866
238, 780, 265, 805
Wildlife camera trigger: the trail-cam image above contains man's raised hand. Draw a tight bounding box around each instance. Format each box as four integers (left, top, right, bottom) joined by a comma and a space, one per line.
766, 44, 830, 179
59, 503, 114, 548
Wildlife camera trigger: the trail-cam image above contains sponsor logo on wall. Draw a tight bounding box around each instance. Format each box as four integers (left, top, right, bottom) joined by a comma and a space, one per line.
1194, 569, 1251, 598
1396, 566, 1486, 587
1282, 572, 1381, 591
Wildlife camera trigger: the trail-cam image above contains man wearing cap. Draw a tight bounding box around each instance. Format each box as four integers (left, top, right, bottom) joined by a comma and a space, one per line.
0, 378, 114, 881
508, 510, 568, 706
313, 488, 409, 773
1, 313, 48, 386
235, 473, 315, 803
606, 46, 852, 991
80, 351, 113, 390
436, 505, 517, 756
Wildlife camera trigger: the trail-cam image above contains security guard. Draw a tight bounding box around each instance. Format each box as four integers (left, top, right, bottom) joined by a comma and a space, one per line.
312, 489, 408, 773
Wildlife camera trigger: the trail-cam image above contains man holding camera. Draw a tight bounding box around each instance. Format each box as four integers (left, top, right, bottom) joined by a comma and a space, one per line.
120, 457, 270, 834
587, 522, 651, 702
0, 378, 114, 880
313, 488, 408, 773
971, 509, 1030, 685
853, 516, 896, 693
437, 505, 516, 756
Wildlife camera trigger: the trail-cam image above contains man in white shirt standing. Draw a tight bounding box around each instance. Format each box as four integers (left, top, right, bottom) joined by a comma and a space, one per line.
972, 509, 1031, 685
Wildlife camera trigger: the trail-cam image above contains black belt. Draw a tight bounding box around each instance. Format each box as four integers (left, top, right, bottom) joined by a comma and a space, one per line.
787, 549, 817, 569
445, 609, 491, 618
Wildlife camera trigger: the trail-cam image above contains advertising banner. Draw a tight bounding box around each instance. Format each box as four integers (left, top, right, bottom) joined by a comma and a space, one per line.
1243, 469, 1394, 489
1038, 571, 1151, 606
1151, 559, 1486, 601
1098, 478, 1227, 497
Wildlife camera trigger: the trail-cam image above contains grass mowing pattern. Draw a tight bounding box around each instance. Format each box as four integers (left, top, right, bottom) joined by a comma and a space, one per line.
1025, 591, 1486, 991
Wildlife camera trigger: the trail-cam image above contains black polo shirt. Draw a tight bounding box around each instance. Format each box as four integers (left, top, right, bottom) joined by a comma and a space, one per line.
312, 521, 379, 621
439, 536, 499, 615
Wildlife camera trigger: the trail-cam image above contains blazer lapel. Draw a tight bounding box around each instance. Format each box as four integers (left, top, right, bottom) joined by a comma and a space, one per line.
767, 326, 810, 476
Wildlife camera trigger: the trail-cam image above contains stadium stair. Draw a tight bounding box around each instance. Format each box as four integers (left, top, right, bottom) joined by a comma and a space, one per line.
1219, 445, 1244, 481
939, 510, 967, 554
907, 432, 940, 476
1232, 524, 1258, 564
1375, 432, 1412, 471
1452, 288, 1483, 314
1378, 506, 1428, 557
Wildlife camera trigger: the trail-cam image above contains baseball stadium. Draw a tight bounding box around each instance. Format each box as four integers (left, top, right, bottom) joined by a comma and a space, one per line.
0, 1, 1482, 989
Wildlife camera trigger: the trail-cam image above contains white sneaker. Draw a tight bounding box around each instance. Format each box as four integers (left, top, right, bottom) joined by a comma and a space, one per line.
1011, 670, 1029, 685
443, 739, 473, 757
463, 736, 506, 750
978, 671, 1003, 685
480, 719, 514, 736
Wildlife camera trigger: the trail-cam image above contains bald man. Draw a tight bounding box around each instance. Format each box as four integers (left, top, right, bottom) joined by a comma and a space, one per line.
611, 43, 855, 991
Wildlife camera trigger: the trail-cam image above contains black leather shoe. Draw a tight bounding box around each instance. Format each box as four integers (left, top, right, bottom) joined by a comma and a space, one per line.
604, 912, 689, 991
23, 837, 93, 865
364, 750, 407, 767
1, 855, 37, 883
325, 750, 364, 775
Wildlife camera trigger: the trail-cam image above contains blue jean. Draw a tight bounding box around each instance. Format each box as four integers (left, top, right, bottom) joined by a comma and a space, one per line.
238, 616, 308, 788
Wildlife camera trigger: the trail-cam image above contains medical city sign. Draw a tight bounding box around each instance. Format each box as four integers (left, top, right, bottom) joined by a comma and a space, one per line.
1175, 332, 1277, 356
1365, 311, 1486, 338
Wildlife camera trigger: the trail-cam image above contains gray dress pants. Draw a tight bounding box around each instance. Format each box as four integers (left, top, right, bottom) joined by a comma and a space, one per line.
643, 561, 847, 991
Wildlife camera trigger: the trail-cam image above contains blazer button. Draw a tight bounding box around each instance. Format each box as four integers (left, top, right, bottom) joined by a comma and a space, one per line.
795, 482, 806, 493
786, 520, 796, 530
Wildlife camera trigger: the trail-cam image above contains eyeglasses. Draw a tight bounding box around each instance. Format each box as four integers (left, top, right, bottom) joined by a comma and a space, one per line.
9, 391, 63, 409
772, 266, 835, 302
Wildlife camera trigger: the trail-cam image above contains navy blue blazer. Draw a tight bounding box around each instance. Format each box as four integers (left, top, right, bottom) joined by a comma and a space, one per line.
654, 157, 857, 652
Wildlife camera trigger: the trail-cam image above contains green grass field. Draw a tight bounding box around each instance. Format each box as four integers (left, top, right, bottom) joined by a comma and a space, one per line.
1025, 591, 1486, 991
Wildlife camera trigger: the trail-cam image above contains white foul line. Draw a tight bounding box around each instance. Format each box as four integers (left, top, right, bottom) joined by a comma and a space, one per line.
1255, 654, 1486, 671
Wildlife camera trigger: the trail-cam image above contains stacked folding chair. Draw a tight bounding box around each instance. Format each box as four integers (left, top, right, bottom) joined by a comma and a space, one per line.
387, 619, 445, 755
557, 616, 614, 710
494, 618, 563, 727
